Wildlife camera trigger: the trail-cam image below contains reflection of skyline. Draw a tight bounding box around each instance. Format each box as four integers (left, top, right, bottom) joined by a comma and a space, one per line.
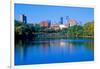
15, 39, 94, 63
15, 40, 27, 62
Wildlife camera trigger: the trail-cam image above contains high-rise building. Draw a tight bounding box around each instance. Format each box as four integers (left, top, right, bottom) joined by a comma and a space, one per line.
20, 14, 27, 24
60, 17, 63, 24
48, 20, 51, 28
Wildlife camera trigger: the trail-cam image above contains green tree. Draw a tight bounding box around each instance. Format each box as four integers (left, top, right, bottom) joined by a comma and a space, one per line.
83, 21, 94, 36
67, 25, 83, 37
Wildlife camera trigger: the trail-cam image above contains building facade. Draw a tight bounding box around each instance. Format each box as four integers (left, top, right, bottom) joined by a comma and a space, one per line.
68, 19, 77, 27
40, 21, 51, 28
20, 14, 27, 24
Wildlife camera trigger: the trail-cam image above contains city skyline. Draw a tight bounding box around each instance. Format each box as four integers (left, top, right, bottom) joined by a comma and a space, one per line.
15, 4, 94, 25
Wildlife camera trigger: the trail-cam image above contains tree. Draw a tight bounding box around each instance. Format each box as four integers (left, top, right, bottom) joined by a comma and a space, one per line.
83, 21, 94, 36
67, 25, 83, 37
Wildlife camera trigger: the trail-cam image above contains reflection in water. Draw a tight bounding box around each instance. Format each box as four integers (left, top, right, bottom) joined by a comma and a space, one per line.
15, 38, 94, 65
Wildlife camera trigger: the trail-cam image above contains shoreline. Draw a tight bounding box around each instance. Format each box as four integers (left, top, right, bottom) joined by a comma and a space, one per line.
15, 34, 94, 41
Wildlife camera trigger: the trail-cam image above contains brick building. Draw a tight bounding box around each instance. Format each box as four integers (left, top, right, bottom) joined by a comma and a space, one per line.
40, 21, 51, 28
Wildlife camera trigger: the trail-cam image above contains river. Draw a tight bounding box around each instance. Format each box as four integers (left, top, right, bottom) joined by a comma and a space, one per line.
15, 38, 94, 65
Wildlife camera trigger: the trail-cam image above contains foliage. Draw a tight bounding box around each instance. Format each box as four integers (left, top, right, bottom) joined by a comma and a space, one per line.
15, 20, 94, 39
83, 21, 94, 36
67, 25, 83, 36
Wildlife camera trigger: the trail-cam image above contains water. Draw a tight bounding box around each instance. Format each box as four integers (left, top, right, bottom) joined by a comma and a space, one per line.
15, 38, 94, 65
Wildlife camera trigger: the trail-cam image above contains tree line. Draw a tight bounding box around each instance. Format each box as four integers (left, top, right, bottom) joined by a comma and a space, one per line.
15, 20, 94, 39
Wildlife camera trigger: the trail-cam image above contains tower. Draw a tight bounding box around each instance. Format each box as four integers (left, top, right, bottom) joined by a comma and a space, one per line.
48, 20, 51, 28
20, 14, 27, 24
60, 17, 63, 24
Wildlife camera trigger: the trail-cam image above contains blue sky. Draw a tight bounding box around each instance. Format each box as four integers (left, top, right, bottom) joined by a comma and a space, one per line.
14, 3, 94, 25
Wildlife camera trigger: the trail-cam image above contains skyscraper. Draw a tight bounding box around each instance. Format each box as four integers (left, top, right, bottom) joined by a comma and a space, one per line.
60, 17, 63, 24
20, 14, 27, 24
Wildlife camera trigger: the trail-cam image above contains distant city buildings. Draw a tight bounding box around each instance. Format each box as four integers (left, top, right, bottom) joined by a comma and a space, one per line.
40, 21, 51, 28
68, 19, 77, 27
60, 17, 63, 24
51, 24, 60, 30
59, 24, 67, 30
19, 14, 77, 30
51, 24, 68, 30
20, 14, 27, 24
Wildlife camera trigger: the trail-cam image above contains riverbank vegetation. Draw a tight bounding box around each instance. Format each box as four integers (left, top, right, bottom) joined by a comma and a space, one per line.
15, 20, 94, 40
